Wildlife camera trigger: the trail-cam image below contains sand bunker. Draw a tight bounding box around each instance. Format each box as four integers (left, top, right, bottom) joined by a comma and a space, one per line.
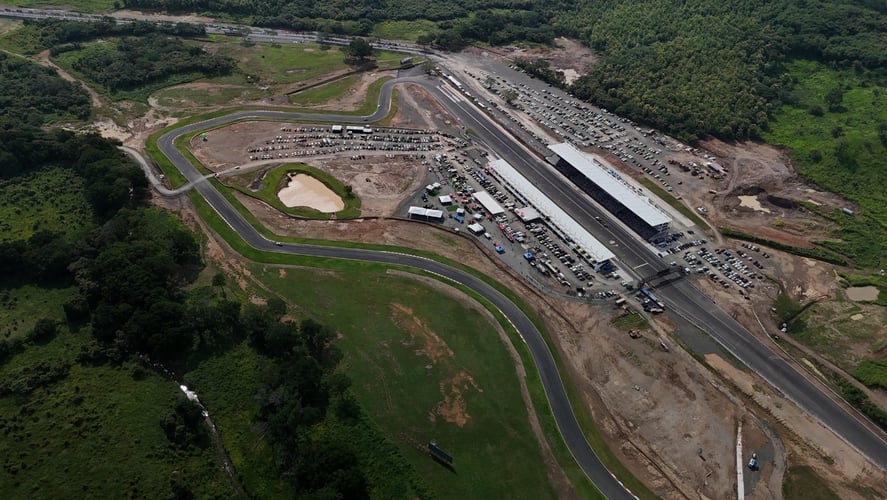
846, 286, 879, 302
738, 195, 771, 213
278, 173, 344, 212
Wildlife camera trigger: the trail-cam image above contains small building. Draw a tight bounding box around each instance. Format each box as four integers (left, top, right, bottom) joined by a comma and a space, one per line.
515, 206, 542, 223
467, 223, 485, 234
439, 195, 453, 205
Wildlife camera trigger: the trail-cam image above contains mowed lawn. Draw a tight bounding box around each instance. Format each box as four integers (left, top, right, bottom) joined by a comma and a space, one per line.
209, 42, 351, 85
251, 265, 558, 499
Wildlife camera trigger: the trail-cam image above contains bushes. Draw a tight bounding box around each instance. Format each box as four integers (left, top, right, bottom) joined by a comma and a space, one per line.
853, 360, 887, 390
720, 228, 848, 266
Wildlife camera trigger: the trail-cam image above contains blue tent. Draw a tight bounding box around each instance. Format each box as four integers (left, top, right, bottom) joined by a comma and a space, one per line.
495, 245, 505, 254
523, 252, 534, 260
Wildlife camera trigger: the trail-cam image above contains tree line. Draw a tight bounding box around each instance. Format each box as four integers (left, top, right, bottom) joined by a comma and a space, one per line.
0, 52, 90, 126
116, 0, 885, 143
65, 33, 233, 92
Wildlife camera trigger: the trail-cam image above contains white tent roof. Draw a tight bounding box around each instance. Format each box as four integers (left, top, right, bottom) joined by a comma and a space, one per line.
548, 142, 671, 227
439, 194, 453, 204
472, 191, 505, 215
408, 206, 444, 219
489, 159, 614, 263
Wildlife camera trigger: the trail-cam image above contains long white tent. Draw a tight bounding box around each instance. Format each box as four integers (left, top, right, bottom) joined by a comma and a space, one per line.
472, 191, 505, 215
488, 159, 615, 266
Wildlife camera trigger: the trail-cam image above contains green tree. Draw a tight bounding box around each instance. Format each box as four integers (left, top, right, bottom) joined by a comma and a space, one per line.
345, 38, 373, 61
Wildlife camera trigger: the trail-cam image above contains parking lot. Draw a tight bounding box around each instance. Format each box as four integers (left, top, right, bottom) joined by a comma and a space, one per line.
408, 149, 636, 300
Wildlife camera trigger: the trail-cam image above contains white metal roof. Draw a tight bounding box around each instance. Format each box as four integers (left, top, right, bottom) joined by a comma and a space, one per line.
489, 159, 615, 263
472, 191, 505, 215
548, 143, 671, 227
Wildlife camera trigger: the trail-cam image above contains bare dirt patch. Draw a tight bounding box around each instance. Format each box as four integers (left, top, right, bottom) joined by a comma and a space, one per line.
689, 138, 847, 249
487, 37, 599, 82
846, 286, 879, 302
390, 303, 455, 363
431, 372, 481, 428
277, 173, 344, 212
388, 83, 464, 134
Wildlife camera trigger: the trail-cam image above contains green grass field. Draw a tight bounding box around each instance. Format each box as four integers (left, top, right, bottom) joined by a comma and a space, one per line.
0, 284, 77, 341
247, 264, 559, 499
210, 42, 351, 86
286, 75, 394, 116
288, 74, 360, 105
782, 466, 839, 500
790, 300, 887, 373
763, 60, 887, 269
854, 360, 887, 391
0, 166, 94, 242
371, 20, 438, 41
611, 310, 649, 331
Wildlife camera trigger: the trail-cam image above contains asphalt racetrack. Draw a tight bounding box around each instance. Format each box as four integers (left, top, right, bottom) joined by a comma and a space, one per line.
155, 79, 638, 499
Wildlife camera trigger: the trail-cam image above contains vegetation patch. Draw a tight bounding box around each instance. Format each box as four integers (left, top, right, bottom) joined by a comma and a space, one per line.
782, 465, 840, 500
287, 75, 394, 116
0, 52, 90, 124
853, 360, 887, 391
371, 19, 439, 41
0, 326, 229, 497
611, 311, 649, 331
210, 42, 351, 86
0, 166, 93, 242
763, 61, 887, 269
225, 163, 360, 219
2, 0, 116, 13
288, 74, 360, 105
51, 35, 234, 102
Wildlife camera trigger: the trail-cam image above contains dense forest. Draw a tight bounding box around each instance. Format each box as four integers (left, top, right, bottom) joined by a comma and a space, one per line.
0, 54, 399, 498
0, 52, 90, 126
120, 0, 885, 143
64, 33, 233, 92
